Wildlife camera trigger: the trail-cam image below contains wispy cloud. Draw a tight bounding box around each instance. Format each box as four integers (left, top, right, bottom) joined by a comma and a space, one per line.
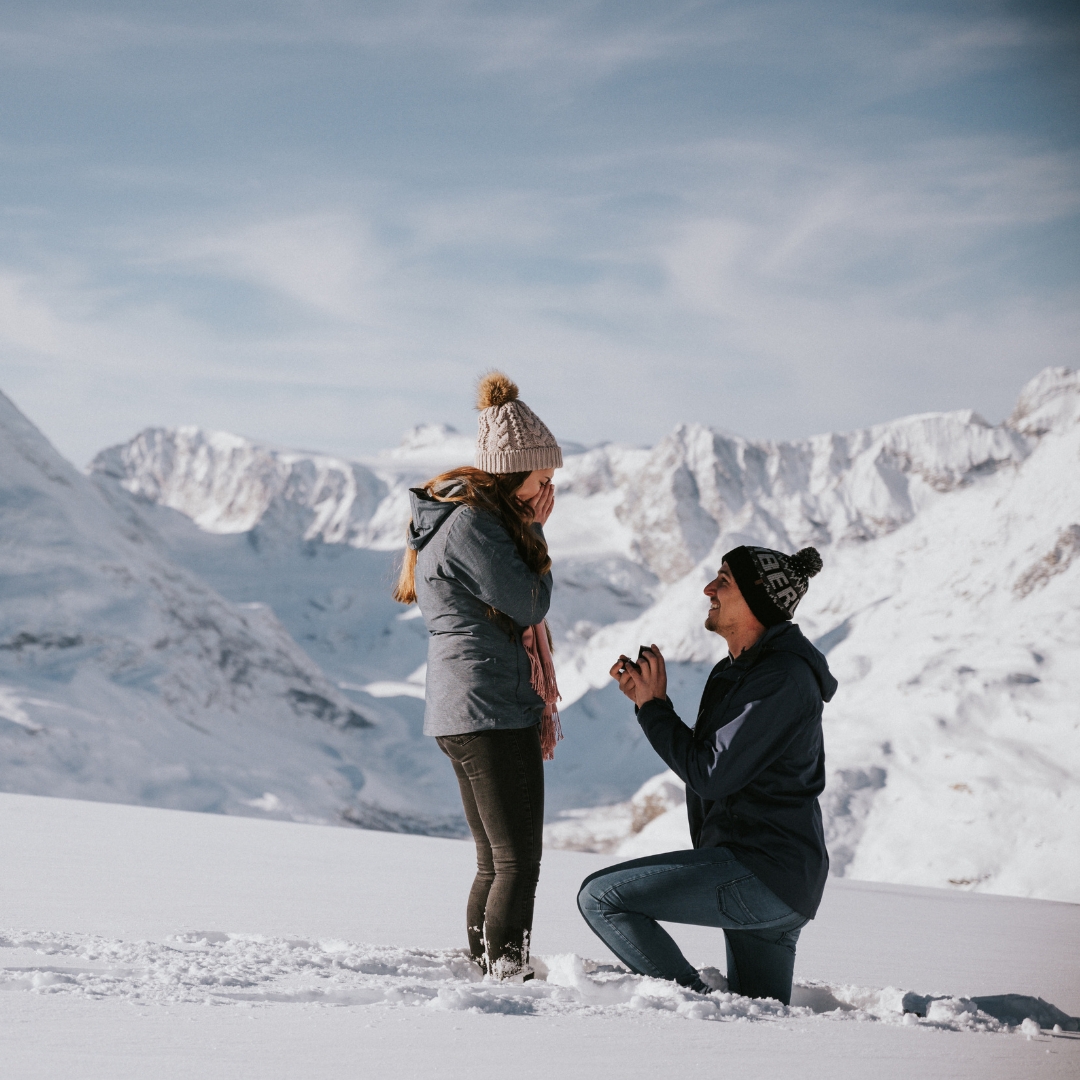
0, 0, 1077, 466
5, 0, 1055, 92
0, 1, 724, 82
162, 214, 387, 322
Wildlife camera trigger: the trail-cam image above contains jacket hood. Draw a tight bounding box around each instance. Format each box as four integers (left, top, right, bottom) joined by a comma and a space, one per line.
758, 622, 838, 702
407, 487, 459, 551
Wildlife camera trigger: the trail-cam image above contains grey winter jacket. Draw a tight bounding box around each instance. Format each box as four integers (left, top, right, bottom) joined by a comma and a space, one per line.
408, 486, 552, 736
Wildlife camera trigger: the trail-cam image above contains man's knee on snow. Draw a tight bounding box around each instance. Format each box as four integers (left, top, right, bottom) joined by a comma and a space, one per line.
577, 873, 611, 918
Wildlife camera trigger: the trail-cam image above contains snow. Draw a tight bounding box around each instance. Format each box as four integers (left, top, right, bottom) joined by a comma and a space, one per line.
9, 928, 1067, 1030
1, 791, 1077, 1079
544, 770, 690, 855
2, 367, 1079, 904
0, 390, 461, 836
92, 425, 393, 544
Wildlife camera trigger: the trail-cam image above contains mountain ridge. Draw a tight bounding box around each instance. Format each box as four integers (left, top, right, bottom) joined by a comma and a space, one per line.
2, 368, 1077, 901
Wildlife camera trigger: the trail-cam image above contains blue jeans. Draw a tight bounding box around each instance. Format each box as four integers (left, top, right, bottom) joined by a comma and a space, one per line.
577, 848, 808, 1004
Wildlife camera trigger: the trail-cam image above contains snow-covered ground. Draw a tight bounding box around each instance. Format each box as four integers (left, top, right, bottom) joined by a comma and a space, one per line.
1, 791, 1077, 1079
2, 368, 1079, 903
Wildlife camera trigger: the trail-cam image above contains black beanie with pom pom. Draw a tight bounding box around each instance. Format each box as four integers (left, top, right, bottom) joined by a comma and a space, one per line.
722, 545, 823, 627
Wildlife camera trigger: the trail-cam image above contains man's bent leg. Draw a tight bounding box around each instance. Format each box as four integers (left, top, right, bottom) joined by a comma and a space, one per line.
724, 925, 803, 1005
577, 848, 806, 1000
717, 869, 806, 1004
577, 849, 753, 989
577, 864, 702, 988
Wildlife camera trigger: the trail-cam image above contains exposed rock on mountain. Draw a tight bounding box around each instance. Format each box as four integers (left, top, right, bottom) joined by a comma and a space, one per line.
93, 426, 394, 547
609, 411, 1028, 583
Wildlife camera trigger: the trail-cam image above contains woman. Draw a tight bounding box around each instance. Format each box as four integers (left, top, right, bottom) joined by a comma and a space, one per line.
394, 371, 562, 980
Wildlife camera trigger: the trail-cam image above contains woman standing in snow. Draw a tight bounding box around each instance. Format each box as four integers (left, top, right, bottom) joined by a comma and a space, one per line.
393, 372, 562, 980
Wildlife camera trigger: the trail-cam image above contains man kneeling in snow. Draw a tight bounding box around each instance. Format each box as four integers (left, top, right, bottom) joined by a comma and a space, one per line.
577, 545, 837, 1004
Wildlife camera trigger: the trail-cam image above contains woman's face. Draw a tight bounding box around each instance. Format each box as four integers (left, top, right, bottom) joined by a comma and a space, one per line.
514, 468, 555, 501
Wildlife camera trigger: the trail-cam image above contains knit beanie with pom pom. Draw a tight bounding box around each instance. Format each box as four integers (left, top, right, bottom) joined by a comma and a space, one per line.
723, 545, 823, 627
474, 371, 563, 474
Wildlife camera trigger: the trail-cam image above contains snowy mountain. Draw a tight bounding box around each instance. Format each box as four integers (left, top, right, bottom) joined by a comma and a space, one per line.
545, 368, 1080, 903
0, 393, 463, 834
3, 368, 1078, 902
89, 423, 477, 550
87, 420, 670, 818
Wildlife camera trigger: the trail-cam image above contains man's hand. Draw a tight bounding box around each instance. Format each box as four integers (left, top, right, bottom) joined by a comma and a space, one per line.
522, 482, 555, 526
610, 655, 640, 702
609, 644, 667, 708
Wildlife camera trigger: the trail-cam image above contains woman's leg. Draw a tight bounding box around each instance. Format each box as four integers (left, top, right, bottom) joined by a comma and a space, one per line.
471, 726, 544, 974
577, 848, 806, 1003
434, 730, 544, 976
438, 726, 544, 975
437, 736, 495, 966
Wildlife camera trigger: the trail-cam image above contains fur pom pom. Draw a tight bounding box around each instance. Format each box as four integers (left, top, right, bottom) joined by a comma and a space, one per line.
476, 371, 519, 410
788, 547, 823, 578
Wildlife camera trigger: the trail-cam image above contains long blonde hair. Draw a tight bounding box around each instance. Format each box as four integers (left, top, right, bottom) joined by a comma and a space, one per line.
393, 466, 551, 605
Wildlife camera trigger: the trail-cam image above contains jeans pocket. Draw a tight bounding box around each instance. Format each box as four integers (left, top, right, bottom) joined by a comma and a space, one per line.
716, 875, 797, 928
716, 876, 758, 925
447, 733, 481, 746
436, 733, 482, 758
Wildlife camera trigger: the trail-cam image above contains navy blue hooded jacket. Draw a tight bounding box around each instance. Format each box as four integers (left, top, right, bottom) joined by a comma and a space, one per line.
636, 622, 837, 919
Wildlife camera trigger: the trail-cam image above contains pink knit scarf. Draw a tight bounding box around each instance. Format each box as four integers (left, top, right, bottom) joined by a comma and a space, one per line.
521, 621, 562, 761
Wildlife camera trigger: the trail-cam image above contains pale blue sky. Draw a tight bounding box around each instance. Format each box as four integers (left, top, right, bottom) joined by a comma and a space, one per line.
0, 0, 1077, 465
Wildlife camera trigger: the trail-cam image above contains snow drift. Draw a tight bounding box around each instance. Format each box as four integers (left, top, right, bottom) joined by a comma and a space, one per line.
7, 926, 1075, 1033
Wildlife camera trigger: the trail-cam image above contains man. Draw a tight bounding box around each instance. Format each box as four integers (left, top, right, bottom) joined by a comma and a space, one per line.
577, 545, 837, 1004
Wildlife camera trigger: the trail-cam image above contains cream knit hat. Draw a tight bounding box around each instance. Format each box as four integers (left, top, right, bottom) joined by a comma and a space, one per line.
474, 372, 563, 474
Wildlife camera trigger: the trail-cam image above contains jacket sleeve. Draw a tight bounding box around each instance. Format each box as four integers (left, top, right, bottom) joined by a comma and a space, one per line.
442, 508, 552, 626
636, 666, 809, 801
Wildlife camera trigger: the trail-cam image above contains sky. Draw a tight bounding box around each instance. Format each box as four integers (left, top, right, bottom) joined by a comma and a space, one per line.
0, 0, 1077, 466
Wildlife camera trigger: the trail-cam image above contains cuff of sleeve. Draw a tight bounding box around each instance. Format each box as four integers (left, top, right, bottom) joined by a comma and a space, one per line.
637, 696, 674, 721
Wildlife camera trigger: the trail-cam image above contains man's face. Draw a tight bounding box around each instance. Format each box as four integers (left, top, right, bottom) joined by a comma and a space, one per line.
703, 562, 752, 636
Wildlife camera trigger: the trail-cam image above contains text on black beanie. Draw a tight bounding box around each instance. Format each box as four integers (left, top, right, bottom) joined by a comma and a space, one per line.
723, 545, 823, 627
